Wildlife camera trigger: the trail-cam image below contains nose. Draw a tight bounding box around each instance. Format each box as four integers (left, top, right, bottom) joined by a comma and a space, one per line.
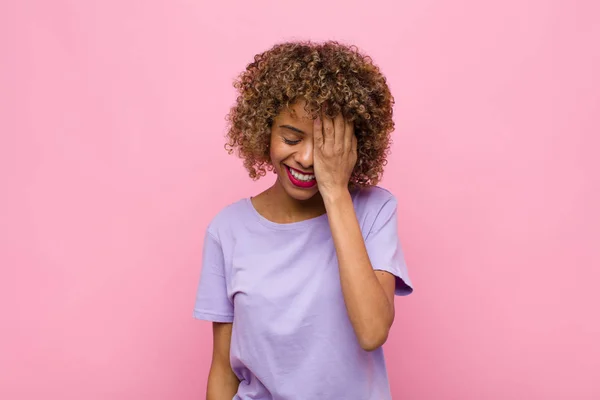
295, 140, 314, 171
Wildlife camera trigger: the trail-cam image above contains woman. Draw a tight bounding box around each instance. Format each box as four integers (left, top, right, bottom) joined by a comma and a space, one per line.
194, 40, 413, 400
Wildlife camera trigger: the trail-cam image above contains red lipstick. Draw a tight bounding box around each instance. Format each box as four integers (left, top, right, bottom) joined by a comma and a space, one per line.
285, 165, 317, 189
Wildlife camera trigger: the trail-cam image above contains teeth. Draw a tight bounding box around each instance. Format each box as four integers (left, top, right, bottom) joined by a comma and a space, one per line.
289, 167, 315, 181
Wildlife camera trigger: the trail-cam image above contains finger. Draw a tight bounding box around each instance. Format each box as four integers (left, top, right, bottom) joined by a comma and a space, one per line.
313, 115, 323, 147
344, 119, 354, 151
352, 133, 358, 154
333, 112, 345, 148
321, 109, 334, 147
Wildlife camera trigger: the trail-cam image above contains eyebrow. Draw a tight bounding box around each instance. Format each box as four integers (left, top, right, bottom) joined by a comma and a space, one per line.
279, 125, 305, 135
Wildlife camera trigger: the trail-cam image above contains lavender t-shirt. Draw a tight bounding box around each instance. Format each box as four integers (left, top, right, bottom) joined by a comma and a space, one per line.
194, 186, 413, 399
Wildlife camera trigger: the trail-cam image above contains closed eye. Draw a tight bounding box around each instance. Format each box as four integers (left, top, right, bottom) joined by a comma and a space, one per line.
283, 138, 301, 145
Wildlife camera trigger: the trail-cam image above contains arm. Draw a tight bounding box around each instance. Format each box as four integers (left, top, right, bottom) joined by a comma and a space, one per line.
313, 111, 396, 351
323, 189, 396, 351
207, 322, 239, 400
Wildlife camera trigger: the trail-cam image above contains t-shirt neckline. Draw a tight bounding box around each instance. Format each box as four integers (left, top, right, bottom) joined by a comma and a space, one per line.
244, 197, 329, 230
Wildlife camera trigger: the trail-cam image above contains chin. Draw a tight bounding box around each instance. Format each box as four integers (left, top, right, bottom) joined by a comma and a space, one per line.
286, 186, 320, 202
274, 164, 320, 202
277, 175, 320, 201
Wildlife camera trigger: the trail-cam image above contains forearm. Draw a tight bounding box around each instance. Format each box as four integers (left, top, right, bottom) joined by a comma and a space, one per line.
207, 361, 239, 399
323, 189, 394, 351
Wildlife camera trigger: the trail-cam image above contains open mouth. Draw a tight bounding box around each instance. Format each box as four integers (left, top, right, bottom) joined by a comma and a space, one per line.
285, 165, 317, 188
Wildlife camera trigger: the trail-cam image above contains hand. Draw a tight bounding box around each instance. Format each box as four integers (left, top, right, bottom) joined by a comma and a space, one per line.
313, 109, 357, 198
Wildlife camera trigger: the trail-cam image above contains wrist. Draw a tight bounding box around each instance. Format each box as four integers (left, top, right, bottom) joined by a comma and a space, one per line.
320, 186, 351, 206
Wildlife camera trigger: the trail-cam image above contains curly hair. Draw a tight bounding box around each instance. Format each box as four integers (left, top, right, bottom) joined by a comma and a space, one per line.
225, 40, 395, 187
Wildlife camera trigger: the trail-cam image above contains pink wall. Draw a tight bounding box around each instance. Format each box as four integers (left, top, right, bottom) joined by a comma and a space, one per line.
1, 0, 599, 399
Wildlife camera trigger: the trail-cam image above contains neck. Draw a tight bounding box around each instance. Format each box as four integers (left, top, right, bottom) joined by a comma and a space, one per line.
258, 180, 326, 223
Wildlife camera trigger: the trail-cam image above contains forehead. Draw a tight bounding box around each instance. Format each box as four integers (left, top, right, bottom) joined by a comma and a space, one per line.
278, 99, 315, 122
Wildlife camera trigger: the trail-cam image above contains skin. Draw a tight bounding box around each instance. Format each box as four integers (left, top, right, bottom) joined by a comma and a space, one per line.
207, 322, 238, 400
208, 98, 397, 398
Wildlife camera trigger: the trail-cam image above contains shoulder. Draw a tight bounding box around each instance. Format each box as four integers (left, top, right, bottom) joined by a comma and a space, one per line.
352, 185, 397, 211
352, 186, 398, 233
205, 198, 251, 239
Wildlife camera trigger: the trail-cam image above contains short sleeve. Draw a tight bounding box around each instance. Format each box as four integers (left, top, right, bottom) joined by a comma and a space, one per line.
193, 230, 234, 322
365, 197, 413, 296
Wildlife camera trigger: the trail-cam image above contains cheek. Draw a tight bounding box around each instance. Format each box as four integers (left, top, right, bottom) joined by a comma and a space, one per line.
268, 146, 277, 163
268, 142, 283, 161
268, 148, 283, 173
